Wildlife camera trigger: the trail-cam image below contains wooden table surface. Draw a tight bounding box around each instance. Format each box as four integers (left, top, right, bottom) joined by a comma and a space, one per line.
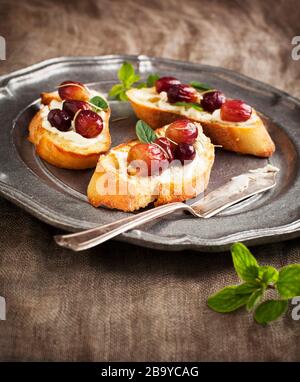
0, 0, 299, 361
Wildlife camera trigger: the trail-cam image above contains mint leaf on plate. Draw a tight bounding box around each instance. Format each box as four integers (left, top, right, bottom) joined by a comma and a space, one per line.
118, 62, 140, 88
190, 81, 213, 91
147, 73, 160, 87
118, 61, 135, 83
89, 95, 108, 111
173, 102, 203, 111
108, 83, 124, 98
137, 82, 147, 89
109, 62, 161, 100
109, 62, 141, 101
136, 120, 157, 144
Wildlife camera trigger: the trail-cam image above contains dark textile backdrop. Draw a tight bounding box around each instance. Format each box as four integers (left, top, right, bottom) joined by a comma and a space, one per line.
0, 0, 299, 361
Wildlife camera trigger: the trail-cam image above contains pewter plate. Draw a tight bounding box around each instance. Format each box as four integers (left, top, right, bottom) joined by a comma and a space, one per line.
0, 55, 299, 251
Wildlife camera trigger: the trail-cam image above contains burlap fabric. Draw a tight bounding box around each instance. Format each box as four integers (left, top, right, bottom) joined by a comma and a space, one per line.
0, 0, 299, 361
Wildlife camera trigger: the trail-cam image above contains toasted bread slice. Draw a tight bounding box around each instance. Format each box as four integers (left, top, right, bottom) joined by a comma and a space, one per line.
28, 91, 111, 169
127, 87, 275, 157
41, 91, 61, 105
87, 124, 214, 212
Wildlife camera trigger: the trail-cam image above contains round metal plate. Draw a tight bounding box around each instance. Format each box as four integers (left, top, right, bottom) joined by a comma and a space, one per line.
0, 55, 299, 251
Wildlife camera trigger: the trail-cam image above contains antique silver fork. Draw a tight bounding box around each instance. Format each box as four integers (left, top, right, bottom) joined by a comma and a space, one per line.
54, 167, 277, 251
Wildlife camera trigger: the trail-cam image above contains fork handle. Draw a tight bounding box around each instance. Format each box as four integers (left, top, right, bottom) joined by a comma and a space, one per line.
54, 202, 186, 251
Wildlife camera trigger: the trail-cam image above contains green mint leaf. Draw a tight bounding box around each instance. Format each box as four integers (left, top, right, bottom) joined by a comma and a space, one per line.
108, 84, 124, 98
125, 73, 141, 88
136, 120, 157, 144
89, 96, 109, 111
191, 104, 204, 111
147, 73, 160, 87
109, 62, 142, 101
173, 102, 190, 107
276, 264, 300, 299
254, 300, 288, 325
118, 91, 129, 101
246, 288, 264, 312
190, 81, 213, 91
207, 286, 251, 313
173, 102, 204, 111
206, 243, 296, 325
118, 62, 135, 83
231, 243, 259, 282
235, 283, 261, 295
258, 265, 279, 285
137, 82, 147, 89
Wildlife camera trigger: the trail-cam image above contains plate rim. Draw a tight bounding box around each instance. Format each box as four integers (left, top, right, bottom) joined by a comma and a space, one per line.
1, 54, 300, 252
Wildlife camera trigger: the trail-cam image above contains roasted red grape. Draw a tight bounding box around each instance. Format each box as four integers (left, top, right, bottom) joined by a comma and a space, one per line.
127, 143, 169, 176
165, 119, 198, 144
154, 137, 174, 162
62, 100, 91, 119
201, 90, 225, 113
155, 76, 181, 93
47, 109, 71, 132
220, 99, 252, 122
167, 84, 198, 104
174, 143, 196, 164
58, 81, 89, 102
74, 110, 103, 138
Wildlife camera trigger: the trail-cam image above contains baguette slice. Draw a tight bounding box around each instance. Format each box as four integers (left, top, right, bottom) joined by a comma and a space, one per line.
88, 123, 214, 212
28, 91, 111, 169
127, 87, 275, 158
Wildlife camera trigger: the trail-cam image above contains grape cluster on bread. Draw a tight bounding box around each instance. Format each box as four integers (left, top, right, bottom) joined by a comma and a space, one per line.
127, 119, 199, 177
47, 81, 103, 139
155, 76, 253, 122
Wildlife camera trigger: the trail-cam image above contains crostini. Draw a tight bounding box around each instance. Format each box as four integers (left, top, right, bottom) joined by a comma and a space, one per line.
88, 119, 214, 212
28, 81, 111, 169
126, 77, 275, 157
